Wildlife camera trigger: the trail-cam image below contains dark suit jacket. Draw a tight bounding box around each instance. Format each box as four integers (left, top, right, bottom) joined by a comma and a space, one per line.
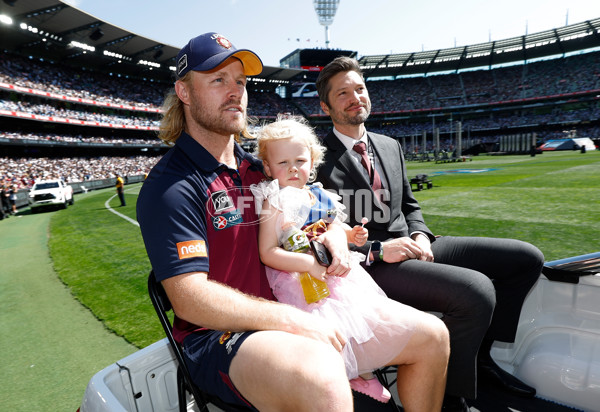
316, 130, 435, 246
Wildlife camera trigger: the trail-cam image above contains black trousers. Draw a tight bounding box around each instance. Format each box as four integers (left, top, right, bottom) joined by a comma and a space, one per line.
117, 188, 126, 206
368, 236, 544, 399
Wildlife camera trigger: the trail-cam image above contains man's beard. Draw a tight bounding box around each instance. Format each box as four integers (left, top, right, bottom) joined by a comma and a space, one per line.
190, 99, 247, 136
332, 101, 371, 126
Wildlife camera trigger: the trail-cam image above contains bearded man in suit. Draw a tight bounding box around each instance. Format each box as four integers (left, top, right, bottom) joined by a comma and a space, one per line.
315, 56, 544, 412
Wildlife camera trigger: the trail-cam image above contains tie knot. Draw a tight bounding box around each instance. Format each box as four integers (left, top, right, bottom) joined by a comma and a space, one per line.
353, 141, 367, 155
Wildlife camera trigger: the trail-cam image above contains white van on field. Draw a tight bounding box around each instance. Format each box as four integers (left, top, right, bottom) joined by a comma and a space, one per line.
28, 179, 74, 212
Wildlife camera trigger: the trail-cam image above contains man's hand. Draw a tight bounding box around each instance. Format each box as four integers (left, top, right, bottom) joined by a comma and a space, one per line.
381, 235, 433, 263
165, 272, 347, 352
412, 233, 434, 262
289, 310, 347, 352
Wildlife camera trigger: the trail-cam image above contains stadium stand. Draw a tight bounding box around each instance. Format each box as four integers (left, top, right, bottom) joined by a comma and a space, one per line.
1, 1, 600, 210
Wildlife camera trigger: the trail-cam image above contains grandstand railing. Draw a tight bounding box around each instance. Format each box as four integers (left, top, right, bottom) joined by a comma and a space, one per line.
0, 82, 162, 114
0, 109, 159, 131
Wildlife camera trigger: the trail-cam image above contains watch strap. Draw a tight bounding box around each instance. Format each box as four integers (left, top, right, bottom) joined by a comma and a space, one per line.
371, 240, 382, 262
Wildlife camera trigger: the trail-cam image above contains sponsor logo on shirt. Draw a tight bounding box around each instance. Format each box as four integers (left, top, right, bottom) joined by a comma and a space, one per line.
176, 240, 207, 260
211, 190, 234, 213
206, 187, 262, 226
212, 210, 243, 230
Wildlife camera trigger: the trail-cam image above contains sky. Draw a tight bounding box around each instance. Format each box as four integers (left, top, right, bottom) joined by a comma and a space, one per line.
62, 0, 600, 67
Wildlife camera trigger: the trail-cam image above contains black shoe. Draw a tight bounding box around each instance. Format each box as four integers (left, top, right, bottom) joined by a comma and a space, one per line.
442, 395, 469, 412
478, 358, 536, 398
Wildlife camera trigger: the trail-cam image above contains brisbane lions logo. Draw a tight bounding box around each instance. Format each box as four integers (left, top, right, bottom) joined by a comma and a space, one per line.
211, 33, 232, 50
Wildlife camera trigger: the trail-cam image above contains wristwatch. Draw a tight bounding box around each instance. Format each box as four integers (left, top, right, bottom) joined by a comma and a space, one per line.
371, 240, 383, 262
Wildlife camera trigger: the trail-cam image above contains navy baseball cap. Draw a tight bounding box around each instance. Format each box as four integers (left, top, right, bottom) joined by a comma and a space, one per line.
176, 32, 263, 79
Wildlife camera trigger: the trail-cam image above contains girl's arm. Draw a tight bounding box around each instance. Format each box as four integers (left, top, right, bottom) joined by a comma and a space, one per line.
258, 199, 326, 280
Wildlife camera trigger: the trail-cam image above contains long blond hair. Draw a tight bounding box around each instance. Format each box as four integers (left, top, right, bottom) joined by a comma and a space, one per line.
158, 89, 185, 145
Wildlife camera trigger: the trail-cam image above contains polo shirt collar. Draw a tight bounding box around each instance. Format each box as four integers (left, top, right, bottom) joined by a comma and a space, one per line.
176, 131, 262, 174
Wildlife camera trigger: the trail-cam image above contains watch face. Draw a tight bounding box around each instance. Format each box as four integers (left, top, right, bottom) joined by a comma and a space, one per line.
371, 241, 382, 261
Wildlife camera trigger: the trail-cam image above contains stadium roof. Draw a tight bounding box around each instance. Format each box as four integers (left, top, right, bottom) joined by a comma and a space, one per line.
2, 0, 600, 83
359, 17, 600, 78
0, 0, 305, 86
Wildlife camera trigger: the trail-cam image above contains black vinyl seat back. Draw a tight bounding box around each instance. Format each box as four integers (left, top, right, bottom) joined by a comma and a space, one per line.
148, 271, 251, 412
148, 271, 210, 412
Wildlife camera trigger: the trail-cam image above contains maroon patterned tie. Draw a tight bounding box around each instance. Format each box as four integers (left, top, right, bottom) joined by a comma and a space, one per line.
353, 141, 382, 194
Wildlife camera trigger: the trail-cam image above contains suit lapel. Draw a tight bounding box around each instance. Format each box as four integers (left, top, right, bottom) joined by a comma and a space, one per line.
368, 132, 395, 186
369, 132, 406, 213
323, 131, 371, 189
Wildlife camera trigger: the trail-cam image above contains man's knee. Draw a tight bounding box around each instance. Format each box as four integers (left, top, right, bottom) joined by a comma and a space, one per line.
470, 275, 496, 315
233, 332, 351, 410
407, 313, 450, 362
444, 272, 495, 328
426, 314, 451, 357
519, 241, 545, 278
280, 342, 352, 410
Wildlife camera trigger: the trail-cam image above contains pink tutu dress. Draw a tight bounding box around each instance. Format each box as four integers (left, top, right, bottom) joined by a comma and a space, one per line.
251, 180, 419, 379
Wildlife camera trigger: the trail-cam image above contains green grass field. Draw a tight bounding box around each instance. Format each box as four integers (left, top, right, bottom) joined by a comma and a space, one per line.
0, 191, 136, 411
48, 150, 600, 351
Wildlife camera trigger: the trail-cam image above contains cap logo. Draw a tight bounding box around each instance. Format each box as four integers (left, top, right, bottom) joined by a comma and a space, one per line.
211, 33, 232, 50
177, 54, 188, 77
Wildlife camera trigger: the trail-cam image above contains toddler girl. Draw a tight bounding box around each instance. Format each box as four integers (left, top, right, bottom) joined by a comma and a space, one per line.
251, 116, 427, 403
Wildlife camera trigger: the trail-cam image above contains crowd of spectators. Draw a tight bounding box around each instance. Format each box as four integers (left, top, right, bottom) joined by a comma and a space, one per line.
0, 155, 160, 191
293, 51, 600, 115
247, 90, 301, 118
1, 49, 600, 187
3, 49, 600, 134
0, 99, 160, 128
0, 53, 165, 109
3, 49, 600, 120
0, 131, 163, 146
365, 106, 600, 137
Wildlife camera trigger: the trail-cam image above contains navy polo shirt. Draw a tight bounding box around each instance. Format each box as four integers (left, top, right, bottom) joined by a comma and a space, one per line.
137, 132, 274, 342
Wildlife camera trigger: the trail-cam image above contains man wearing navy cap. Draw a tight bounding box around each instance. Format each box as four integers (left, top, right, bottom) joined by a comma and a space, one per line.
137, 33, 353, 411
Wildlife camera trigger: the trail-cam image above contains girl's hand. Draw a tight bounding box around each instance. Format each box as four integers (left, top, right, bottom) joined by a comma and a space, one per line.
349, 225, 368, 247
308, 258, 328, 281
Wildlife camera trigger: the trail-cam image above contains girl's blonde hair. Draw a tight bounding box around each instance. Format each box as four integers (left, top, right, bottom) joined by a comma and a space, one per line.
256, 115, 325, 182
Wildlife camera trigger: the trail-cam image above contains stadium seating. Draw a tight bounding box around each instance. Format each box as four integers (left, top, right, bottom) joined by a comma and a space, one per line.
2, 48, 600, 192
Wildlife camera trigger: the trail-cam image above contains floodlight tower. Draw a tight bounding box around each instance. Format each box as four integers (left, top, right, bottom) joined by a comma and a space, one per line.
313, 0, 340, 49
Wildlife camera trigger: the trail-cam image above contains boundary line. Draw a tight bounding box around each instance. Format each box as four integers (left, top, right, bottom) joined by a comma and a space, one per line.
104, 193, 139, 227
